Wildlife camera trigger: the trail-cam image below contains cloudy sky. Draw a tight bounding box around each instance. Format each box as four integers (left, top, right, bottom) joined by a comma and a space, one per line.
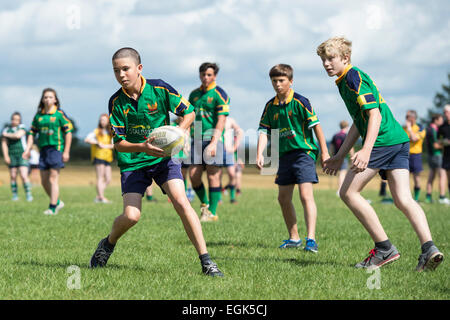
1, 0, 449, 144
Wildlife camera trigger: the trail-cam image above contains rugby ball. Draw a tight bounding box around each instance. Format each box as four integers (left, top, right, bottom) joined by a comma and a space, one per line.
148, 125, 185, 156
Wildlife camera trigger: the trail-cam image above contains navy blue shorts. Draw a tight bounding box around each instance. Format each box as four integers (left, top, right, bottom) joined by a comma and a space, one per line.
409, 153, 423, 173
368, 142, 410, 180
120, 158, 183, 196
93, 158, 112, 166
275, 149, 318, 185
39, 146, 64, 170
190, 140, 232, 167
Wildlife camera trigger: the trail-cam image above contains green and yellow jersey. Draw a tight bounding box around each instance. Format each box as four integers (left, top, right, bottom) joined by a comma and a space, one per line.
258, 89, 320, 161
29, 106, 73, 152
335, 65, 409, 147
188, 81, 229, 141
109, 75, 194, 172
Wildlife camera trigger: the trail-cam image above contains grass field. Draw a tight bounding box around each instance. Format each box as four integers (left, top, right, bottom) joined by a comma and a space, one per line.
0, 168, 449, 300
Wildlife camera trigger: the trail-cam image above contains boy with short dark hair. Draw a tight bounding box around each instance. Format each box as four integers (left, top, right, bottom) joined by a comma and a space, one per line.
317, 36, 444, 271
89, 47, 223, 277
256, 64, 329, 253
188, 62, 231, 222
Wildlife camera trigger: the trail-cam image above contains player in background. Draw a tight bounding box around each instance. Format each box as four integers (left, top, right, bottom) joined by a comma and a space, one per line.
438, 105, 450, 202
222, 117, 243, 203
28, 144, 41, 186
188, 62, 231, 221
425, 114, 449, 204
404, 110, 426, 201
317, 36, 443, 271
2, 112, 33, 202
257, 64, 330, 253
89, 48, 223, 277
23, 88, 73, 215
84, 113, 114, 204
330, 120, 354, 195
234, 156, 245, 197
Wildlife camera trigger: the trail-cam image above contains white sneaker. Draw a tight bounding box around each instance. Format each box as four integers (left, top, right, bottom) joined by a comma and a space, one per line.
26, 194, 33, 202
438, 197, 450, 205
55, 200, 65, 214
43, 208, 55, 215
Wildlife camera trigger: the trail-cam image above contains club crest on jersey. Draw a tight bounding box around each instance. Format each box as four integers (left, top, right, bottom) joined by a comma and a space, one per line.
147, 102, 158, 114
207, 97, 213, 104
273, 113, 279, 121
288, 110, 293, 118
50, 116, 56, 122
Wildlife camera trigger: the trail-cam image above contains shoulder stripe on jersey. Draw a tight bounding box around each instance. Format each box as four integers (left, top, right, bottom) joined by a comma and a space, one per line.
259, 97, 275, 123
108, 89, 121, 115
148, 79, 180, 97
345, 68, 362, 94
215, 86, 229, 104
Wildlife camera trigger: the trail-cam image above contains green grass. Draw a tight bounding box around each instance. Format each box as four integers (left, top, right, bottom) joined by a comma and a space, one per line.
0, 185, 448, 300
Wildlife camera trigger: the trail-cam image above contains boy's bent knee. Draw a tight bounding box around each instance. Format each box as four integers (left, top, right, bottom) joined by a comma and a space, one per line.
122, 211, 141, 224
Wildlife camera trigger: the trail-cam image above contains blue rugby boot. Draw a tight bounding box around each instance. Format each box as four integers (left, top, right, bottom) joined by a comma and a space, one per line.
279, 239, 302, 249
304, 238, 318, 253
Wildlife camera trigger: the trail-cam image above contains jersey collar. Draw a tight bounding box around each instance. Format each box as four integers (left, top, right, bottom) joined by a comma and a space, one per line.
121, 75, 146, 98
42, 105, 58, 115
273, 89, 294, 105
335, 64, 353, 85
201, 81, 216, 92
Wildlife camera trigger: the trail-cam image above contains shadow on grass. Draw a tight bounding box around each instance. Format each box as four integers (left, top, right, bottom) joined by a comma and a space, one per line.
16, 259, 146, 271
213, 255, 346, 268
206, 240, 274, 249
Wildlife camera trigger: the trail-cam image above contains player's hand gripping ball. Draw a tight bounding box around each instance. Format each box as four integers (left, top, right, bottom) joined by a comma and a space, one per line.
148, 125, 185, 156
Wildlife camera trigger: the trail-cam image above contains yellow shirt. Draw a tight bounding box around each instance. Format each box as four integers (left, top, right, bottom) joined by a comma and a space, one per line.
90, 128, 113, 162
403, 123, 426, 154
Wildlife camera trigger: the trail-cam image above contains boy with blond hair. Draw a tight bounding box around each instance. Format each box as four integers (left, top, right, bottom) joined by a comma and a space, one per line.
257, 64, 329, 253
88, 47, 223, 277
317, 36, 443, 271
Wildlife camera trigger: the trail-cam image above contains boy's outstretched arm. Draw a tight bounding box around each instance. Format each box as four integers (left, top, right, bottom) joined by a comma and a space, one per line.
312, 123, 330, 168
350, 108, 381, 173
323, 123, 360, 176
256, 132, 268, 170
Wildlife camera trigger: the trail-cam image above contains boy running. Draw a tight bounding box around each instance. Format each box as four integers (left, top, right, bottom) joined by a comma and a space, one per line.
256, 64, 329, 253
317, 36, 444, 271
188, 62, 231, 222
89, 48, 223, 277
